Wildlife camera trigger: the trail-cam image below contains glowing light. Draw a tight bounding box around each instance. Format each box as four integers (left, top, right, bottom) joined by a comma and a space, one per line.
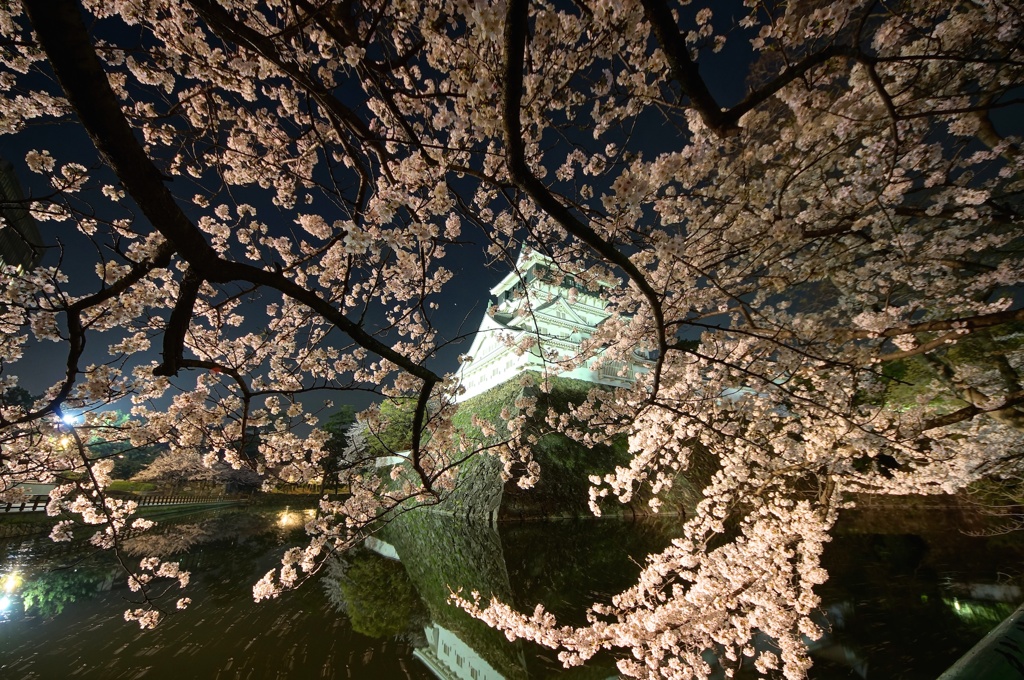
277, 508, 316, 527
2, 572, 22, 594
0, 596, 10, 611
60, 413, 81, 425
278, 509, 299, 527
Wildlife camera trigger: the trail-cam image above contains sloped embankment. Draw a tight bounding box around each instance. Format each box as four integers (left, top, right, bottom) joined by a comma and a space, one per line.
446, 377, 705, 520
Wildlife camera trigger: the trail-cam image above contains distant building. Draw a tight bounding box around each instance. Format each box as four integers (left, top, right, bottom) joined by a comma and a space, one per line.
0, 158, 43, 271
455, 250, 652, 402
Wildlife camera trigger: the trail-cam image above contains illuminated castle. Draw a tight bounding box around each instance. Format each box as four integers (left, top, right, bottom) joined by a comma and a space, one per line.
455, 250, 652, 402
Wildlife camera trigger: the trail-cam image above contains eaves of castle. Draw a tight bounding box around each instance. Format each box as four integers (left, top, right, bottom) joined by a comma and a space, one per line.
455, 250, 653, 402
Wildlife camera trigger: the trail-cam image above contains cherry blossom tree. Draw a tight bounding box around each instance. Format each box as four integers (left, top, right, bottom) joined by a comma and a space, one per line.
0, 0, 1022, 676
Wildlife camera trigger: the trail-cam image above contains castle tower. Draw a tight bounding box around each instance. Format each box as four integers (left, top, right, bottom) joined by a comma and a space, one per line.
454, 250, 651, 402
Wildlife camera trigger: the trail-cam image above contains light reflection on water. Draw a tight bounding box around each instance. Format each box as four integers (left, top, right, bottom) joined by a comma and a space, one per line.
0, 504, 1020, 679
276, 506, 315, 529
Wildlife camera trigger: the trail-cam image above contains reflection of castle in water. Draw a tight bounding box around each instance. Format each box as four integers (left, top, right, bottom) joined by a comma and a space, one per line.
367, 519, 530, 680
415, 622, 506, 680
365, 533, 521, 680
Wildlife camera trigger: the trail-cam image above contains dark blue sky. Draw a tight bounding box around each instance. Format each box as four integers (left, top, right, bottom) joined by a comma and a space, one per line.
0, 3, 762, 416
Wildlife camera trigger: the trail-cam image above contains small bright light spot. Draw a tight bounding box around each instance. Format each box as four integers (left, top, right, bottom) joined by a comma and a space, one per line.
61, 413, 80, 425
954, 598, 961, 611
0, 596, 10, 611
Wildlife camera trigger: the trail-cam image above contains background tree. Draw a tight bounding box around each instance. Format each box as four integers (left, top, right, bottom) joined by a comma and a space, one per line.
319, 405, 356, 494
0, 386, 34, 410
364, 397, 421, 457
0, 0, 1021, 676
79, 411, 164, 480
133, 448, 260, 493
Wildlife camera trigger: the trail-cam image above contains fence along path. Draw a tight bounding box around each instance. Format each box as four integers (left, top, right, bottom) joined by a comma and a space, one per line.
0, 496, 245, 541
1, 495, 238, 514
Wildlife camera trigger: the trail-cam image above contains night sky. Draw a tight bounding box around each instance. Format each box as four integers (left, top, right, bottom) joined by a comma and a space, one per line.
0, 113, 505, 414
0, 2, 761, 417
0, 1, 913, 417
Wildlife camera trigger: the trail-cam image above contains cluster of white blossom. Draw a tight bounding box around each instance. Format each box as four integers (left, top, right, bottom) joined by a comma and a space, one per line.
0, 0, 1022, 675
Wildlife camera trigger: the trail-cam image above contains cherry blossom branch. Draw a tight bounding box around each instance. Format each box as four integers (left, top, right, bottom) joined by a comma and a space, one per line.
895, 98, 1024, 120
67, 243, 175, 314
918, 391, 1024, 434
847, 307, 1024, 340
154, 268, 201, 377
862, 60, 900, 145
0, 302, 88, 429
184, 0, 394, 181
924, 354, 1024, 432
24, 0, 218, 267
407, 379, 441, 498
973, 107, 1021, 162
637, 0, 739, 135
25, 0, 439, 386
177, 359, 251, 397
502, 0, 667, 394
640, 0, 866, 137
874, 332, 962, 362
55, 425, 184, 626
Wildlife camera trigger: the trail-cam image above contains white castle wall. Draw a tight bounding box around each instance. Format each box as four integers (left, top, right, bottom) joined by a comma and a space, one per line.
454, 252, 650, 402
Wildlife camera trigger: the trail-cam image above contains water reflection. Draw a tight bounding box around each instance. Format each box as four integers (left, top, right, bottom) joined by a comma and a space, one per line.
0, 506, 431, 679
321, 546, 429, 639
378, 515, 531, 680
0, 505, 1021, 679
808, 530, 1023, 679
373, 512, 1024, 680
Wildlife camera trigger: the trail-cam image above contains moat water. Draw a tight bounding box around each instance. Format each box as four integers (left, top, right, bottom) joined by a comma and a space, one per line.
0, 503, 1020, 679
